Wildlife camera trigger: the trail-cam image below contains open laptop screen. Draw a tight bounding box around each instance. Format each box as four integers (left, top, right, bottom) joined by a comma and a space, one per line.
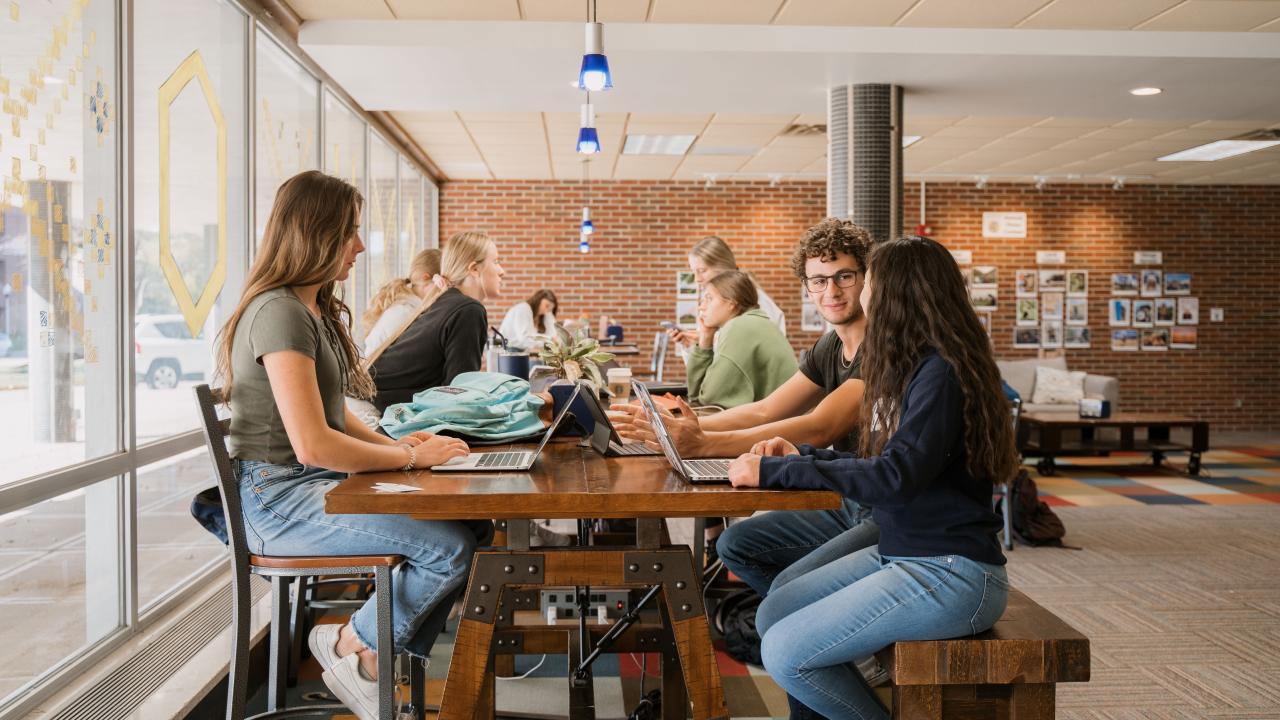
530, 382, 583, 458
631, 381, 688, 477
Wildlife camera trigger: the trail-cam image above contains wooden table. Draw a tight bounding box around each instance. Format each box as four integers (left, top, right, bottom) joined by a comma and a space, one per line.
1019, 411, 1210, 476
327, 441, 840, 720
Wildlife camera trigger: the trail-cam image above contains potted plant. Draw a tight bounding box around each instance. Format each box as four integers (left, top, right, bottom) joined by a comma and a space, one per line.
533, 326, 615, 434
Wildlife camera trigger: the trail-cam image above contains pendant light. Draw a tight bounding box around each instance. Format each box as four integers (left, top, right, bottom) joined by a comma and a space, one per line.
581, 206, 594, 234
576, 100, 600, 155
577, 1, 612, 92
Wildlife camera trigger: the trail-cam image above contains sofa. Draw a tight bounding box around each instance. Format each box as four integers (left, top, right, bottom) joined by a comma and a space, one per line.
997, 356, 1119, 414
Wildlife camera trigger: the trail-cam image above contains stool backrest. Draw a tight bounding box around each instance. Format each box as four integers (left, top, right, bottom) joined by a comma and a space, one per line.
650, 331, 669, 382
194, 384, 251, 577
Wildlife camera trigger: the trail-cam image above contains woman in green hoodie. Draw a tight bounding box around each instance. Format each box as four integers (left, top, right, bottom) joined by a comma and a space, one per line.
687, 271, 798, 410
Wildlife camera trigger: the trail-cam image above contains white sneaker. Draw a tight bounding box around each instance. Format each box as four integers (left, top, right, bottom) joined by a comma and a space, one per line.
307, 623, 343, 673
322, 652, 408, 720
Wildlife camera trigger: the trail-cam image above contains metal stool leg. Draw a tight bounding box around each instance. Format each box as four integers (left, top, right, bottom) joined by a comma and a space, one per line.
375, 565, 395, 720
227, 572, 252, 720
267, 576, 292, 712
287, 576, 309, 686
1001, 483, 1014, 551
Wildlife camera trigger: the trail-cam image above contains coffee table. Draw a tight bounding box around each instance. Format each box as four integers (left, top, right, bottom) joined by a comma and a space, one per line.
1018, 412, 1210, 476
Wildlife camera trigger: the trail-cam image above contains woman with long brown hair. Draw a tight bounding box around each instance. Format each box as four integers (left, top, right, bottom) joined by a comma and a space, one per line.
726, 235, 1016, 719
216, 170, 489, 720
497, 288, 559, 348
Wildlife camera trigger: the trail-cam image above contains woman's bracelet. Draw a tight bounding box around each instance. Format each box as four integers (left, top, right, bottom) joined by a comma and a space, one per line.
400, 443, 417, 471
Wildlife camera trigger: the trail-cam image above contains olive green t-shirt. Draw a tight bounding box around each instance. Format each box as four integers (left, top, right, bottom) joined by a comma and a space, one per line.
228, 287, 347, 464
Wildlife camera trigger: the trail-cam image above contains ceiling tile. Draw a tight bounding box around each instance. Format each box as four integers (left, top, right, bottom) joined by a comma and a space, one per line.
1254, 16, 1280, 30
649, 0, 784, 24
794, 112, 826, 125
386, 0, 521, 20
1080, 126, 1168, 141
710, 113, 797, 125
288, 0, 395, 19
738, 146, 824, 173
773, 0, 918, 26
697, 124, 784, 146
1035, 116, 1126, 128
933, 125, 1016, 140
627, 112, 713, 125
520, 0, 650, 22
897, 0, 1052, 28
625, 122, 709, 136
1136, 0, 1280, 31
612, 155, 684, 179
1017, 0, 1181, 29
1008, 125, 1096, 140
953, 115, 1048, 128
672, 155, 752, 178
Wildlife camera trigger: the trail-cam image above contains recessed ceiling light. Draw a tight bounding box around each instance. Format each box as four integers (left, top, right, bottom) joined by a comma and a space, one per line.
622, 134, 697, 156
1158, 131, 1280, 161
1129, 87, 1162, 96
902, 135, 922, 148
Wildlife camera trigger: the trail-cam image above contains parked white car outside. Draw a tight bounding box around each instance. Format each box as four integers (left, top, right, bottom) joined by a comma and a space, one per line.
135, 314, 213, 389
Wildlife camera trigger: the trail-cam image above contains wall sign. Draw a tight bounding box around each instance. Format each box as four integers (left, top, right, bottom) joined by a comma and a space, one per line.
1134, 251, 1163, 265
1036, 250, 1066, 265
950, 250, 973, 265
983, 212, 1026, 238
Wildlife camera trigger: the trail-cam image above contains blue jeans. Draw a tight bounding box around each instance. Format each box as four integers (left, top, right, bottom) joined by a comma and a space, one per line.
236, 460, 493, 658
716, 498, 879, 597
756, 544, 1009, 719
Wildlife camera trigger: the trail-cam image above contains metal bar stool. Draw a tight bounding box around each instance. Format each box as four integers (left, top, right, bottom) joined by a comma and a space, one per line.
196, 384, 406, 720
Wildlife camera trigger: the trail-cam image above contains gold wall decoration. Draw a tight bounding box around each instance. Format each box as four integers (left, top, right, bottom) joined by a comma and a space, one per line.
158, 49, 226, 338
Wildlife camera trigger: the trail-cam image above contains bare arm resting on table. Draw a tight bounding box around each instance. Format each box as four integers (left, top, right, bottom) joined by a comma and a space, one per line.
263, 350, 469, 472
612, 375, 865, 457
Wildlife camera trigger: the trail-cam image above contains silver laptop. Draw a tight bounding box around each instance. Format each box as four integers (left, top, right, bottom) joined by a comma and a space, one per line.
576, 380, 661, 457
431, 383, 582, 471
632, 381, 732, 484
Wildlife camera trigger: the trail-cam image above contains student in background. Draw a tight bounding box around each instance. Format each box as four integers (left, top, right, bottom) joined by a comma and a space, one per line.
215, 170, 489, 720
727, 235, 1015, 719
366, 231, 504, 411
359, 248, 441, 353
498, 288, 559, 348
669, 235, 786, 353
686, 270, 796, 409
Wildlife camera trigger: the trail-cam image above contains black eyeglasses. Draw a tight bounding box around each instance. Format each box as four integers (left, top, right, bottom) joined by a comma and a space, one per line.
802, 270, 861, 293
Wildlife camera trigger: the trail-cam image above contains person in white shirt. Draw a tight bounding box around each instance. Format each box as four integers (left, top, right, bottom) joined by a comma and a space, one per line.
498, 289, 559, 349
348, 248, 440, 427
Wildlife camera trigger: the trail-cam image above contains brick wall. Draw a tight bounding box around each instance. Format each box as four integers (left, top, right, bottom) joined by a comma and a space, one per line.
440, 180, 1280, 432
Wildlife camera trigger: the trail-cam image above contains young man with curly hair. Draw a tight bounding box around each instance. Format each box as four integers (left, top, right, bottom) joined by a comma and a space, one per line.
614, 217, 881, 596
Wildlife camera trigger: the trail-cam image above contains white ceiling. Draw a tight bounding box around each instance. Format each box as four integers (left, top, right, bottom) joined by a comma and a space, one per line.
290, 1, 1280, 184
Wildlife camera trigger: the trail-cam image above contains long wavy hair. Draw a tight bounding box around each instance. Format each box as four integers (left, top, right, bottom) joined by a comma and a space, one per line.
363, 231, 495, 367
360, 248, 441, 338
858, 236, 1018, 484
525, 289, 559, 334
215, 170, 375, 400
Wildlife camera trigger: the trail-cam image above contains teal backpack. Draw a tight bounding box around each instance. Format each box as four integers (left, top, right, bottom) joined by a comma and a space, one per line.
380, 372, 547, 441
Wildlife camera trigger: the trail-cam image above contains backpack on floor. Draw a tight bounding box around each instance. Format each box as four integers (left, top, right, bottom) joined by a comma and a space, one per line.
999, 469, 1073, 548
713, 588, 764, 666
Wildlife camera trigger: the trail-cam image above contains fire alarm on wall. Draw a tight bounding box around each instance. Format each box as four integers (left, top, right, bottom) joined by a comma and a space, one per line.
915, 223, 933, 236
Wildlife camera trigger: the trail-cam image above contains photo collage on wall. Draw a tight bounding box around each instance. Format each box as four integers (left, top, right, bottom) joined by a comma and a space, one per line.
1109, 269, 1197, 351
1012, 264, 1089, 349
676, 271, 698, 329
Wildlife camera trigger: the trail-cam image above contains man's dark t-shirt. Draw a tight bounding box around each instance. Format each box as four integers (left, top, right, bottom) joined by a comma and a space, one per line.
797, 330, 863, 453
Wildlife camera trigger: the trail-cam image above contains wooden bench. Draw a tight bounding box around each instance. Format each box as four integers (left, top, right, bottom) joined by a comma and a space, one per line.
875, 589, 1090, 719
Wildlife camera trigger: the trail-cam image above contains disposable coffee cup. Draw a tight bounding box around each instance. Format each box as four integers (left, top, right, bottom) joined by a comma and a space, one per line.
606, 368, 632, 403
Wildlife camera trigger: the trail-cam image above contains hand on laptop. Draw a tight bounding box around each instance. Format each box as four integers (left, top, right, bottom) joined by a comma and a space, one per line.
409, 434, 470, 467
750, 437, 799, 457
728, 453, 761, 488
612, 396, 709, 455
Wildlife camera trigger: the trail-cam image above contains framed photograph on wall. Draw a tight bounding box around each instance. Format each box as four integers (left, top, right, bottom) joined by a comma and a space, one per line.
1014, 326, 1042, 349
1042, 320, 1063, 349
1141, 327, 1170, 351
1039, 269, 1067, 292
1112, 328, 1139, 351
969, 287, 998, 312
971, 266, 998, 288
1016, 297, 1039, 326
1066, 297, 1088, 325
1133, 299, 1155, 327
1015, 269, 1038, 297
1164, 272, 1191, 295
1171, 326, 1197, 349
1041, 292, 1064, 320
1111, 273, 1139, 296
677, 271, 698, 298
1154, 298, 1176, 326
1178, 297, 1199, 324
1065, 326, 1091, 348
1109, 298, 1131, 326
1140, 269, 1162, 297
1067, 270, 1088, 296
676, 299, 699, 329
801, 303, 824, 332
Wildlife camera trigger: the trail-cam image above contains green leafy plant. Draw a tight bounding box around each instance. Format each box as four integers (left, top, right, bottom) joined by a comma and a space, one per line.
535, 325, 614, 390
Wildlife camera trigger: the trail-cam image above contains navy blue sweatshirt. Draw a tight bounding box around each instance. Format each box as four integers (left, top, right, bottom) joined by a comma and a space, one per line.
758, 351, 1006, 566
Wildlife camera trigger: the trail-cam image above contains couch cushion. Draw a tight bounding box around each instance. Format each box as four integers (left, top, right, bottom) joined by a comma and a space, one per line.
997, 356, 1067, 400
1032, 366, 1087, 405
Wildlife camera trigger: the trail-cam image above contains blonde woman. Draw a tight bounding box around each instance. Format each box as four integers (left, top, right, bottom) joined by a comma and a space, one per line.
215, 171, 490, 720
360, 248, 441, 353
366, 231, 505, 411
687, 271, 797, 409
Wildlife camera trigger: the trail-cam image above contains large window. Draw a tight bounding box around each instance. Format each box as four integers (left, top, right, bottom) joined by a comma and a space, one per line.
399, 156, 423, 263
253, 34, 319, 244
133, 0, 248, 443
367, 133, 398, 301
0, 0, 123, 486
323, 91, 367, 320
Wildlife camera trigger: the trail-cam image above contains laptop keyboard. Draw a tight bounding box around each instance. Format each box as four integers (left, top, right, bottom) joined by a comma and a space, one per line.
685, 459, 731, 476
476, 451, 529, 468
610, 442, 658, 456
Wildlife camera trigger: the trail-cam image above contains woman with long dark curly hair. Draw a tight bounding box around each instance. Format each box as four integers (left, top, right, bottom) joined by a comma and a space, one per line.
727, 235, 1017, 719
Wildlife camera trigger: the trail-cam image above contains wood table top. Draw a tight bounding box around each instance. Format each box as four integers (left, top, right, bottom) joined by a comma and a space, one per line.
327, 440, 841, 520
1020, 411, 1203, 427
